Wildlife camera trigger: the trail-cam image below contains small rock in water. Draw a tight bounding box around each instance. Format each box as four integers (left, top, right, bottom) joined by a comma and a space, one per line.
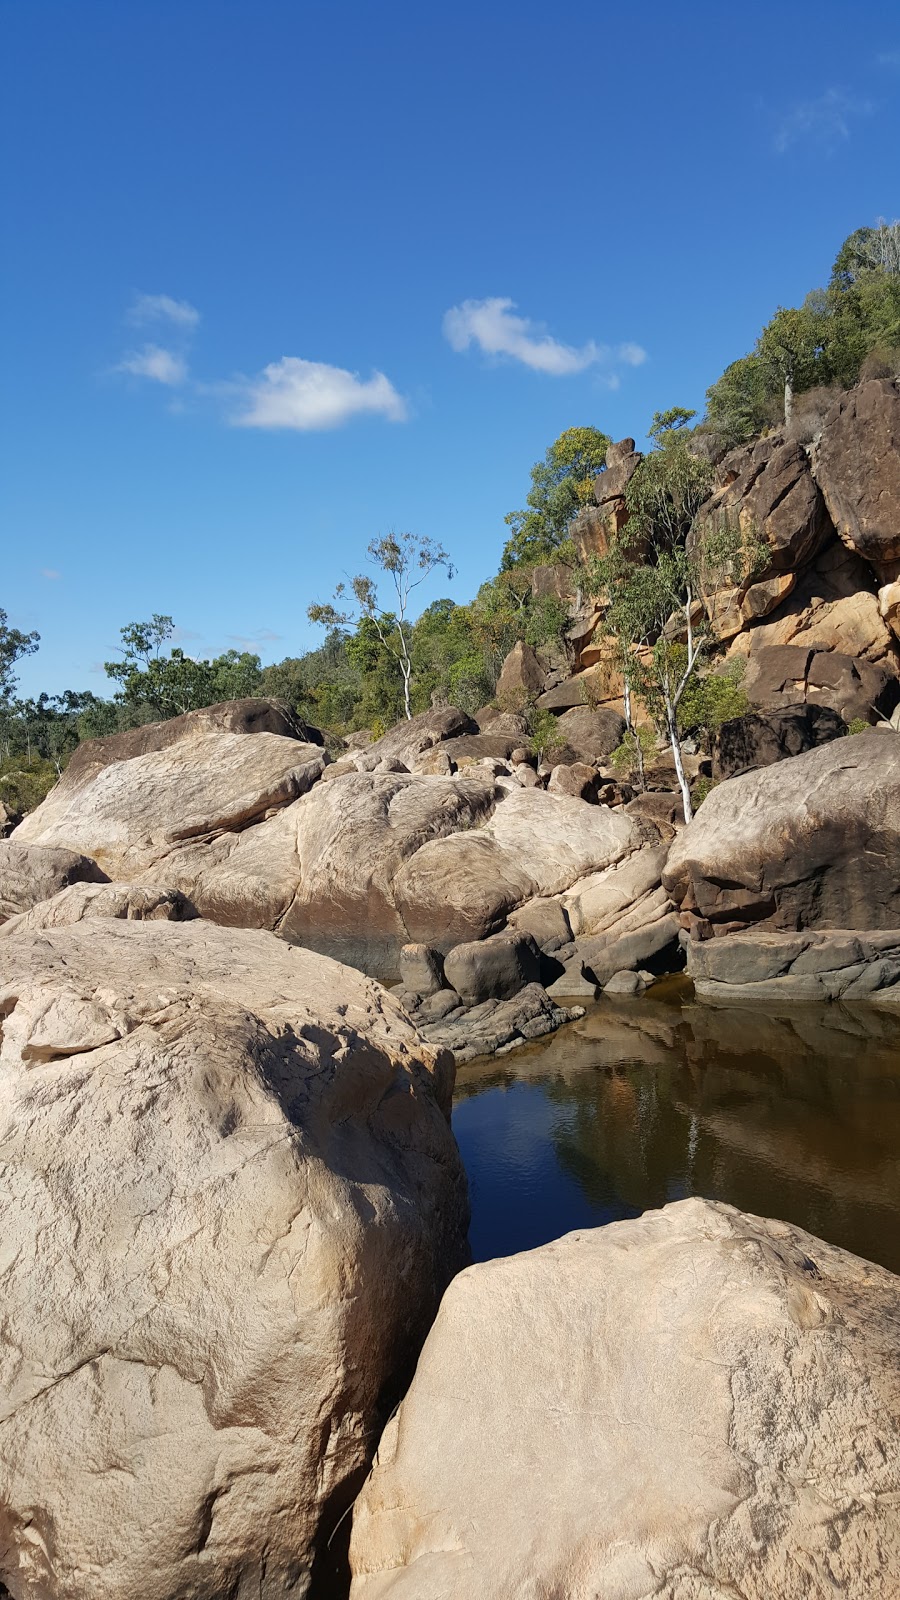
603, 969, 646, 996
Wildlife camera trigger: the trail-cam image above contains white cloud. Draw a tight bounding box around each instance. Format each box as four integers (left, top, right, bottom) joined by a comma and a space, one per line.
117, 344, 188, 385
442, 297, 645, 377
40, 567, 61, 579
129, 293, 200, 328
227, 628, 284, 648
231, 357, 408, 430
773, 88, 873, 153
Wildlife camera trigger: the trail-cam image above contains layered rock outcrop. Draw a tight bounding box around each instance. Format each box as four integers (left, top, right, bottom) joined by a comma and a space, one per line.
815, 378, 900, 576
0, 839, 108, 920
349, 1198, 900, 1598
664, 732, 900, 932
0, 919, 468, 1600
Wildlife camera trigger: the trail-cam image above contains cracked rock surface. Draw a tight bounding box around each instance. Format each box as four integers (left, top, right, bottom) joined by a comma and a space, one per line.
348, 1196, 900, 1599
0, 919, 468, 1600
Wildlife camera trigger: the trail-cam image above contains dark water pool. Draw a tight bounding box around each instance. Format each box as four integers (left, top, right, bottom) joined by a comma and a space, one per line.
452, 978, 900, 1271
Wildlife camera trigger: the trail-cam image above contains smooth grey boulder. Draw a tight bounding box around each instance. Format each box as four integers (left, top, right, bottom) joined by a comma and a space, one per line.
443, 929, 541, 1005
577, 911, 682, 987
399, 942, 445, 997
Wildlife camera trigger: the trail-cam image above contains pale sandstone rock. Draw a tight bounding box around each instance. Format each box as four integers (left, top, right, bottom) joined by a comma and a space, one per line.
348, 1198, 900, 1600
0, 880, 194, 935
0, 839, 108, 920
349, 708, 475, 772
0, 919, 467, 1600
14, 729, 326, 878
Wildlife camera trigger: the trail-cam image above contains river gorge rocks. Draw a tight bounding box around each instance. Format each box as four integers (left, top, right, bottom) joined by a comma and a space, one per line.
815, 377, 900, 576
0, 919, 468, 1600
687, 926, 900, 1005
711, 702, 846, 781
665, 731, 900, 933
348, 1197, 900, 1599
12, 704, 652, 980
0, 839, 108, 919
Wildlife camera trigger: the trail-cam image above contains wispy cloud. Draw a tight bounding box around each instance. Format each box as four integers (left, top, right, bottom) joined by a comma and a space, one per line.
230, 357, 408, 430
442, 297, 646, 377
117, 344, 188, 386
772, 88, 873, 153
129, 293, 200, 328
877, 50, 900, 68
227, 628, 284, 648
40, 567, 61, 580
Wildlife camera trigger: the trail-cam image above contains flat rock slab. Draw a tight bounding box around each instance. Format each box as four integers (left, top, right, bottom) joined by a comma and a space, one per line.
349, 1197, 900, 1599
0, 919, 468, 1600
688, 926, 900, 1005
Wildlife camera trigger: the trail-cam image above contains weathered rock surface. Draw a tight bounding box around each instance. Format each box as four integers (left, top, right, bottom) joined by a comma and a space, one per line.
687, 925, 900, 1006
165, 775, 644, 977
712, 702, 847, 781
0, 919, 468, 1600
0, 880, 195, 935
398, 942, 445, 997
350, 707, 476, 772
413, 981, 583, 1062
60, 697, 320, 793
577, 909, 682, 986
0, 839, 108, 920
816, 378, 900, 575
349, 1197, 900, 1599
553, 703, 625, 761
443, 929, 541, 1004
494, 640, 545, 703
546, 760, 602, 801
15, 728, 326, 879
664, 731, 900, 931
692, 435, 831, 638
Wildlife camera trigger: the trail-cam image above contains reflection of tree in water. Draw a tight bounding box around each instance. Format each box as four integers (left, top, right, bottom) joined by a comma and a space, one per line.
457, 996, 900, 1274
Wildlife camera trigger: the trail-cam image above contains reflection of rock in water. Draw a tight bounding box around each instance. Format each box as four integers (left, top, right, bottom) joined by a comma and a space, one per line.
454, 989, 900, 1273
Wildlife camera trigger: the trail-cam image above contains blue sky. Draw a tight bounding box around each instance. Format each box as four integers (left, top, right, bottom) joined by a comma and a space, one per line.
3, 0, 899, 697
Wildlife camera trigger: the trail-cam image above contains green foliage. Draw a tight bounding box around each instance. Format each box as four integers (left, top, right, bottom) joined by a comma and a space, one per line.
610, 726, 656, 776
0, 608, 40, 703
690, 775, 715, 809
309, 531, 453, 720
705, 220, 900, 444
527, 708, 566, 763
624, 429, 714, 553
104, 616, 264, 719
502, 425, 610, 568
678, 658, 749, 750
847, 717, 869, 735
0, 752, 58, 816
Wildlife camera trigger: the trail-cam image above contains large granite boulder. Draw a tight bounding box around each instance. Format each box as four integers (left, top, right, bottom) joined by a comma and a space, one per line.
443, 928, 541, 1004
494, 640, 545, 703
350, 707, 476, 771
348, 1198, 900, 1599
60, 697, 320, 792
14, 728, 326, 879
815, 378, 900, 576
0, 919, 468, 1600
712, 702, 847, 781
664, 731, 900, 931
0, 839, 108, 920
553, 704, 625, 762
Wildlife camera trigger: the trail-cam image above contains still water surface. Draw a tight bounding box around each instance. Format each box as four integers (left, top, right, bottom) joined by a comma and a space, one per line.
452, 979, 900, 1271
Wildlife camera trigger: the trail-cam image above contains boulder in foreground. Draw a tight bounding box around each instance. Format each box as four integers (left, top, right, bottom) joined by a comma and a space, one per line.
0, 920, 468, 1600
349, 1197, 900, 1599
